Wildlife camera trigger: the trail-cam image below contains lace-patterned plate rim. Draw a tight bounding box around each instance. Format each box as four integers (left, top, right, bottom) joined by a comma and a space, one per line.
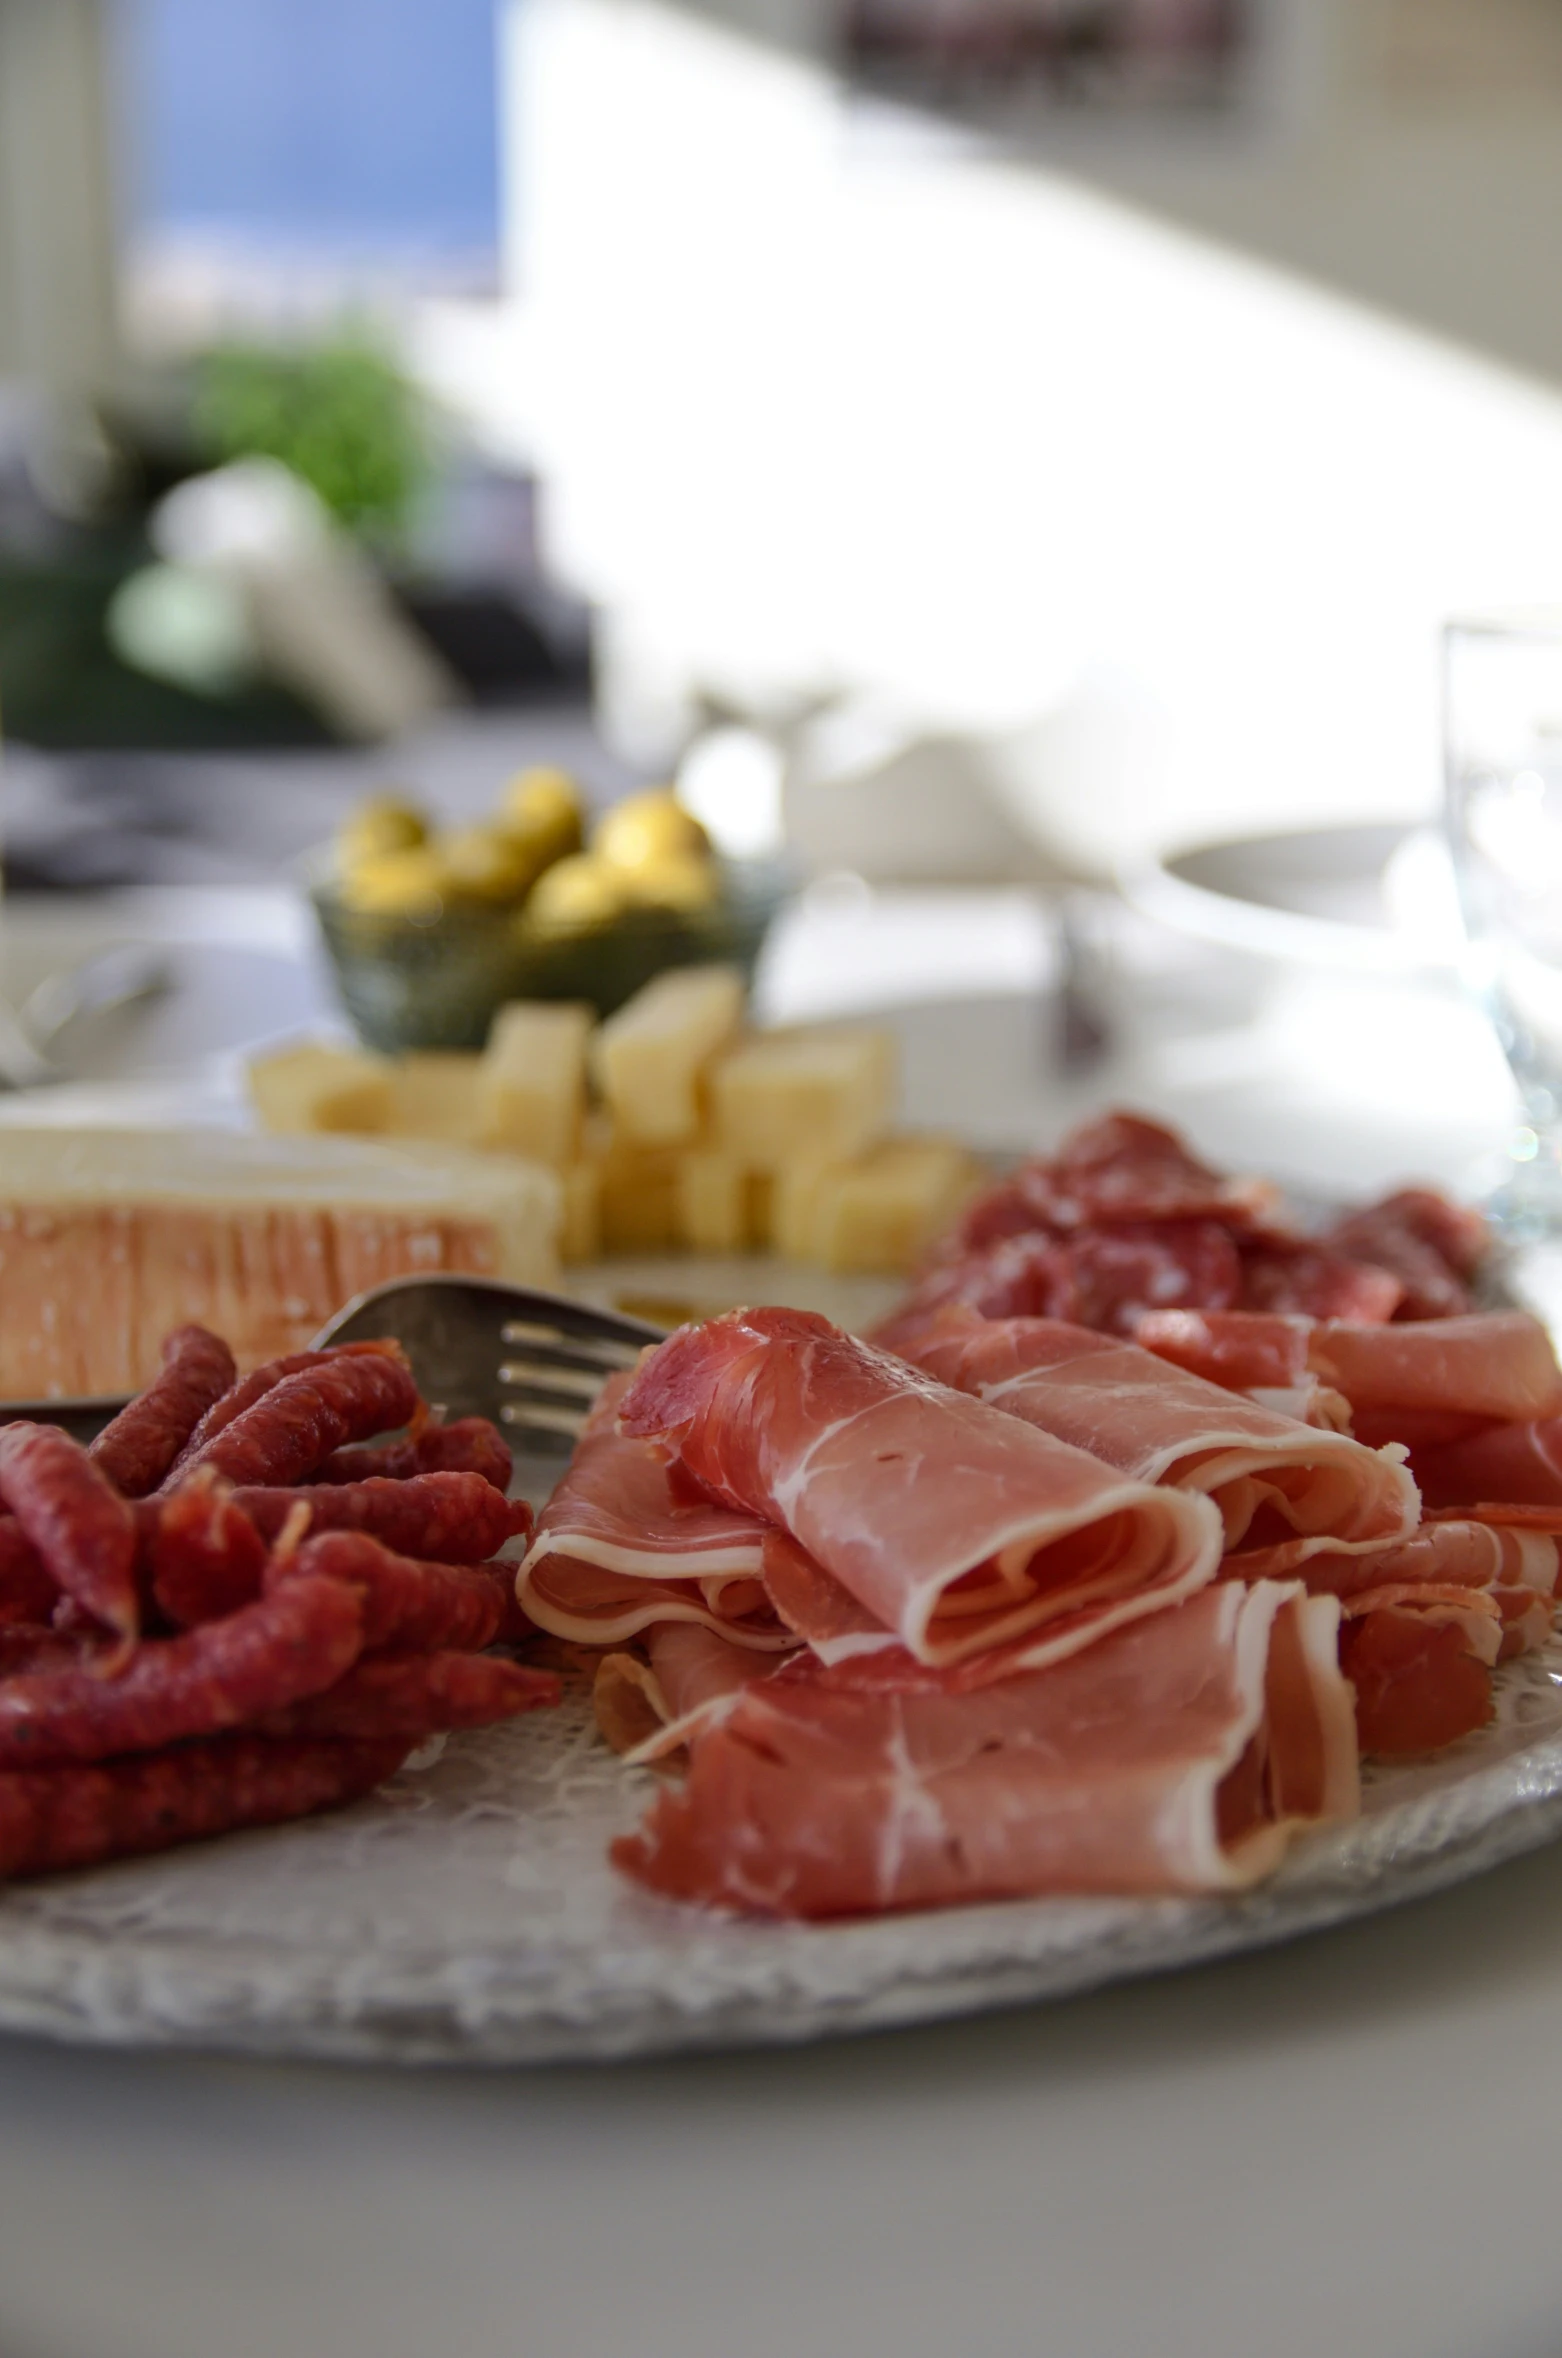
0, 1640, 1559, 2066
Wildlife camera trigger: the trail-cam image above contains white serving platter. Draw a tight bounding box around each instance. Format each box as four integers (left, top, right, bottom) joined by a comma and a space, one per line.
1, 1627, 1562, 2066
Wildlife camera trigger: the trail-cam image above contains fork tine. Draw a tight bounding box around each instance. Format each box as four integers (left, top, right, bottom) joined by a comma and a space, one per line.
500, 1321, 645, 1369
501, 1361, 607, 1401
501, 1399, 589, 1441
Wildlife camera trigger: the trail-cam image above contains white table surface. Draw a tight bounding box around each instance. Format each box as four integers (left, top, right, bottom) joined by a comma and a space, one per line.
0, 877, 1550, 2358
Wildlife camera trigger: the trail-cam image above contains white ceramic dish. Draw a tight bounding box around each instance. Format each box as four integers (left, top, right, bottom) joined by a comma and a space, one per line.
2, 1620, 1562, 2065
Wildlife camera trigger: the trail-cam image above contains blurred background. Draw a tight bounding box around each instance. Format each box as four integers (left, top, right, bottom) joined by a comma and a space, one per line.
5, 0, 1562, 1178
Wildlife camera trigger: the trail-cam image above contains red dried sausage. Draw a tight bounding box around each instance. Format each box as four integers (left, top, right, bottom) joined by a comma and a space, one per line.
313, 1416, 513, 1494
145, 1470, 270, 1628
261, 1649, 559, 1742
233, 1471, 527, 1564
0, 1521, 57, 1630
0, 1732, 409, 1881
267, 1532, 509, 1654
0, 1575, 362, 1767
90, 1326, 237, 1498
174, 1348, 419, 1490
0, 1426, 138, 1650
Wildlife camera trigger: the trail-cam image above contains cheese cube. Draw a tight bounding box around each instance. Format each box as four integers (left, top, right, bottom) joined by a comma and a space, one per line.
810, 1138, 981, 1272
386, 1053, 484, 1144
248, 1042, 393, 1135
771, 1156, 836, 1262
710, 1026, 896, 1172
478, 1001, 593, 1167
559, 1161, 602, 1263
677, 1149, 770, 1255
589, 965, 744, 1146
585, 1117, 686, 1252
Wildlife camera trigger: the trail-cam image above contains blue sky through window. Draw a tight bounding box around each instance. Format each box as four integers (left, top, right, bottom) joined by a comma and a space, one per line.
122, 0, 500, 262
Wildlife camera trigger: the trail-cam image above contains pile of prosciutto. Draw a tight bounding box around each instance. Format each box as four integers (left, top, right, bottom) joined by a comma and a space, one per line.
521, 1112, 1562, 1921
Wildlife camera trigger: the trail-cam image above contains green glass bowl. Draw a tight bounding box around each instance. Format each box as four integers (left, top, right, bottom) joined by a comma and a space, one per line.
310, 858, 792, 1051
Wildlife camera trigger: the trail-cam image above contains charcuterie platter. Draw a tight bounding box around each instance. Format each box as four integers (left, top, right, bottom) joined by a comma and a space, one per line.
0, 1091, 1561, 2063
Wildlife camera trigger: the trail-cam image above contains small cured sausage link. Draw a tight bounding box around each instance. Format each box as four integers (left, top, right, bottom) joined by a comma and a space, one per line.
233, 1472, 528, 1565
267, 1532, 509, 1654
0, 1624, 104, 1679
313, 1416, 513, 1496
172, 1350, 336, 1471
261, 1650, 559, 1742
0, 1426, 138, 1650
0, 1575, 363, 1768
90, 1326, 237, 1498
175, 1348, 419, 1491
144, 1472, 270, 1628
0, 1732, 410, 1882
0, 1520, 58, 1631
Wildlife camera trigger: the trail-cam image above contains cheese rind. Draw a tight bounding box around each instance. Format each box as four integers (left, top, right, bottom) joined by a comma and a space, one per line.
709, 1026, 896, 1172
0, 1130, 559, 1397
589, 965, 744, 1146
478, 1001, 592, 1166
248, 1043, 393, 1135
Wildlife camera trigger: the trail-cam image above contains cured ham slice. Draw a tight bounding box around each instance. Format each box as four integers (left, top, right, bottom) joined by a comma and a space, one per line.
1136, 1308, 1562, 1429
612, 1580, 1358, 1916
518, 1374, 792, 1651
896, 1311, 1419, 1554
1337, 1597, 1498, 1754
618, 1307, 1223, 1670
1411, 1418, 1562, 1512
1226, 1517, 1556, 1661
594, 1621, 787, 1764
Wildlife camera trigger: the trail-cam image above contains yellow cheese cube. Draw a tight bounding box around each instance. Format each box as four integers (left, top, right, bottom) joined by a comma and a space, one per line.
771, 1156, 837, 1262
386, 1053, 484, 1144
589, 964, 745, 1146
710, 1026, 896, 1172
478, 1001, 592, 1166
677, 1148, 770, 1254
559, 1160, 602, 1263
248, 1042, 393, 1135
812, 1138, 982, 1273
584, 1116, 686, 1252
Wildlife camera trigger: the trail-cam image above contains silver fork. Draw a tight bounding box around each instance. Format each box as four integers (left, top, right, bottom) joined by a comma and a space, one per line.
314, 1276, 668, 1452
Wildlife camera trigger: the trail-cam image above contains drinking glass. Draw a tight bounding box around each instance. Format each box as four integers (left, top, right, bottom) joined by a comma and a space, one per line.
1444, 611, 1562, 1231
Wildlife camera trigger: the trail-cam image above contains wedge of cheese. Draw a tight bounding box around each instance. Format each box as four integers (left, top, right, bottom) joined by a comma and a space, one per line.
589, 965, 744, 1147
580, 1116, 686, 1253
478, 1001, 592, 1166
0, 1129, 559, 1398
709, 1025, 896, 1172
248, 1042, 393, 1135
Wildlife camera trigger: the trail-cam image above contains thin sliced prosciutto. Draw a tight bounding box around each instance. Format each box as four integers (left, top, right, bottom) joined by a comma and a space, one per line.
1226, 1516, 1556, 1662
895, 1311, 1419, 1555
518, 1374, 792, 1650
617, 1308, 1223, 1671
594, 1621, 785, 1765
1136, 1309, 1562, 1430
1337, 1596, 1499, 1754
1410, 1417, 1562, 1512
612, 1579, 1358, 1916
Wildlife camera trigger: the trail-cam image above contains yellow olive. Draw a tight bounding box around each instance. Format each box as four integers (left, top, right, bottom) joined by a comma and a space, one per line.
524, 853, 631, 931
336, 793, 429, 869
593, 787, 711, 872
496, 767, 585, 864
337, 845, 451, 921
439, 823, 541, 903
619, 851, 720, 912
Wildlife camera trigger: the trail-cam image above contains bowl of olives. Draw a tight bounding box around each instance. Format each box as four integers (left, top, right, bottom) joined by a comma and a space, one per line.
312, 770, 789, 1051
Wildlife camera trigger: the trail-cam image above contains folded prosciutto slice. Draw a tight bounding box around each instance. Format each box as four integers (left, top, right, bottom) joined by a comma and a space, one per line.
593, 1622, 782, 1764
612, 1579, 1358, 1916
896, 1311, 1419, 1554
1226, 1516, 1556, 1662
617, 1308, 1223, 1671
1410, 1417, 1562, 1512
1136, 1309, 1562, 1431
518, 1374, 793, 1650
